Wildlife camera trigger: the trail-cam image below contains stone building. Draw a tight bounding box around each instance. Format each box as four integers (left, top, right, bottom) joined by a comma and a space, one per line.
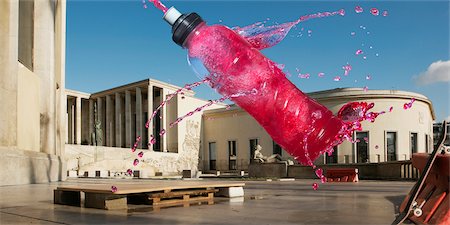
65, 79, 225, 177
201, 88, 435, 172
0, 0, 66, 185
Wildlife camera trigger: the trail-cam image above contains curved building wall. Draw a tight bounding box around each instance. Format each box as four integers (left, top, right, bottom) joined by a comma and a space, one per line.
311, 88, 434, 164
201, 88, 435, 171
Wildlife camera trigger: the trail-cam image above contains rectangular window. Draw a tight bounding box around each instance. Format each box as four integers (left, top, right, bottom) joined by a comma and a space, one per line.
273, 141, 282, 156
425, 134, 429, 153
326, 146, 338, 164
410, 132, 418, 157
18, 0, 34, 70
356, 132, 369, 163
249, 139, 258, 162
209, 142, 216, 170
228, 140, 237, 170
386, 132, 397, 161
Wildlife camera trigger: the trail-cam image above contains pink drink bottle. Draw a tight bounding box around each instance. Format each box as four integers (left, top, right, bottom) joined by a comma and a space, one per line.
163, 8, 345, 165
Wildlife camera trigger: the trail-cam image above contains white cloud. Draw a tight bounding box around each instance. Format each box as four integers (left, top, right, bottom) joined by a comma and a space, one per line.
414, 60, 450, 85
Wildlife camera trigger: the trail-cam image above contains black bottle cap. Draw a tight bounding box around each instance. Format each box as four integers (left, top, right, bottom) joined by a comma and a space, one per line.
171, 12, 204, 46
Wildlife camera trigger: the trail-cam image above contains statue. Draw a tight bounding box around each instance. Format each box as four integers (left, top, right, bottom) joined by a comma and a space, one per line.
94, 120, 103, 146
91, 102, 103, 146
254, 145, 283, 163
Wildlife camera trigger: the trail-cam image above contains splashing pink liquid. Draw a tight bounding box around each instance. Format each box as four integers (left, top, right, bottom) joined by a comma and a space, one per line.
370, 8, 379, 16
389, 106, 394, 112
403, 98, 416, 110
147, 0, 168, 13
133, 159, 139, 166
355, 6, 363, 13
333, 76, 341, 81
127, 169, 133, 176
138, 151, 144, 158
342, 64, 352, 76
312, 183, 319, 190
183, 18, 386, 167
233, 9, 345, 50
111, 186, 118, 193
355, 49, 363, 55
298, 73, 310, 79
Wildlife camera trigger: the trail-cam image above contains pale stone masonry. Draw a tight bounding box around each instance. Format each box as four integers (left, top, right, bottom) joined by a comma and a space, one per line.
65, 79, 226, 177
0, 0, 67, 185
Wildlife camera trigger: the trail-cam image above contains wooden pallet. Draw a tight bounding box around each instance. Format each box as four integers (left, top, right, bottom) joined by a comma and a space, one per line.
54, 181, 245, 210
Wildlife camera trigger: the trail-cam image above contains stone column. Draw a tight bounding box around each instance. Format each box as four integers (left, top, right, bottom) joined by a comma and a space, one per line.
97, 97, 104, 146
106, 95, 114, 147
75, 97, 82, 145
147, 85, 153, 150
89, 99, 94, 145
161, 89, 168, 152
136, 87, 143, 149
35, 0, 56, 154
0, 0, 18, 148
115, 93, 123, 147
125, 90, 132, 148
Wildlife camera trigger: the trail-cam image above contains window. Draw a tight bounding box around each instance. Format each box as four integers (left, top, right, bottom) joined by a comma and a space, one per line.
326, 146, 338, 164
386, 132, 397, 161
410, 132, 418, 157
356, 132, 369, 163
228, 141, 237, 170
273, 141, 282, 156
209, 142, 216, 170
18, 0, 34, 70
249, 139, 258, 161
425, 134, 429, 153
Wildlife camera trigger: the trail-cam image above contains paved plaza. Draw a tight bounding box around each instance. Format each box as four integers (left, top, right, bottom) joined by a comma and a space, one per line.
0, 179, 414, 225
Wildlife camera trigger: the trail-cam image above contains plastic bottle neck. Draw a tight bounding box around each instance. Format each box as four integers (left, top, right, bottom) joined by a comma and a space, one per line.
163, 7, 205, 47
182, 22, 206, 48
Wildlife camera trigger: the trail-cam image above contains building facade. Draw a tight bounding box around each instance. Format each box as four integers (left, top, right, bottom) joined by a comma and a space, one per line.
65, 79, 225, 177
201, 88, 435, 172
0, 0, 66, 185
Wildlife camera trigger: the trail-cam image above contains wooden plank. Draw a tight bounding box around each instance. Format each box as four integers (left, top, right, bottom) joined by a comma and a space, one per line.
148, 189, 217, 199
152, 195, 213, 206
56, 181, 245, 195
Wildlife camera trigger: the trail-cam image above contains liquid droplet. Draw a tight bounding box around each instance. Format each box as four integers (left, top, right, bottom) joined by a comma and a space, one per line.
375, 145, 379, 149
355, 6, 363, 13
370, 8, 379, 16
315, 168, 323, 178
318, 72, 325, 77
366, 75, 372, 80
389, 106, 394, 112
138, 151, 144, 158
382, 11, 389, 17
127, 169, 133, 176
355, 49, 363, 55
133, 159, 139, 166
333, 76, 341, 81
111, 186, 118, 193
312, 183, 319, 190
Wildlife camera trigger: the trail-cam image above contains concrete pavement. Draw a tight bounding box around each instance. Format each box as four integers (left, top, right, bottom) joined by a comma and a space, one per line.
0, 179, 414, 224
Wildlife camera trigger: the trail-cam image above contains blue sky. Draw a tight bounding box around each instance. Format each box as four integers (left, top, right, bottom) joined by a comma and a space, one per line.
66, 0, 449, 121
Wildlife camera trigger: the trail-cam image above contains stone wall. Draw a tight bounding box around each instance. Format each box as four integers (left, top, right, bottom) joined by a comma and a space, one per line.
0, 147, 64, 186
66, 143, 201, 177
